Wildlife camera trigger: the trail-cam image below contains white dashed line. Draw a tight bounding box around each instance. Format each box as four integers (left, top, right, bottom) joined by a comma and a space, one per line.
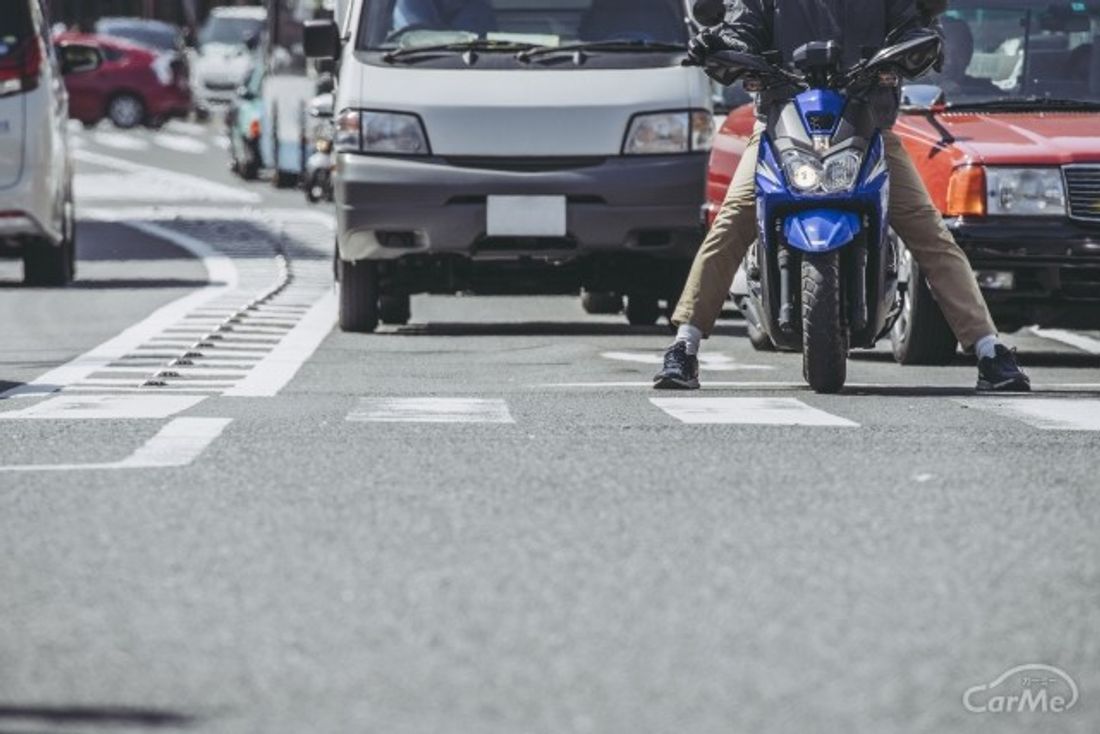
651, 397, 860, 427
348, 398, 516, 424
153, 132, 209, 154
601, 351, 774, 372
91, 131, 151, 151
0, 418, 231, 472
0, 395, 206, 420
960, 398, 1100, 431
1030, 328, 1100, 355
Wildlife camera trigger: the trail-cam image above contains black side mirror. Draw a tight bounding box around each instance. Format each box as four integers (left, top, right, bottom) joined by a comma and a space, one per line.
237, 85, 256, 100
57, 43, 103, 75
692, 0, 726, 27
304, 19, 340, 60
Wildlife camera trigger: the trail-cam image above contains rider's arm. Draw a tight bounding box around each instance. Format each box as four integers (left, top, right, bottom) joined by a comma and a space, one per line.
886, 0, 945, 71
717, 0, 774, 54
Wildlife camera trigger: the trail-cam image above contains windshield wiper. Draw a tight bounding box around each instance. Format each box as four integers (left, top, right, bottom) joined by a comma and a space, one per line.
382, 40, 537, 63
945, 96, 1100, 112
517, 39, 685, 63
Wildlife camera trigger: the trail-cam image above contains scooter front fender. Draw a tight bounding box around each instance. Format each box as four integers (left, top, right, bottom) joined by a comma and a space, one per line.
783, 209, 862, 254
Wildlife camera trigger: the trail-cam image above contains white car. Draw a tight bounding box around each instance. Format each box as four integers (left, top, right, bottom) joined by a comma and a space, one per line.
0, 0, 100, 285
192, 6, 267, 113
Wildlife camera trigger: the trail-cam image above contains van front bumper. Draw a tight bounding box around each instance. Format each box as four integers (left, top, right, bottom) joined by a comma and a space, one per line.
334, 152, 707, 263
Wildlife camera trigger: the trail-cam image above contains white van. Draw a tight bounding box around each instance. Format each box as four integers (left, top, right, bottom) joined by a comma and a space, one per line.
305, 0, 712, 332
0, 0, 100, 285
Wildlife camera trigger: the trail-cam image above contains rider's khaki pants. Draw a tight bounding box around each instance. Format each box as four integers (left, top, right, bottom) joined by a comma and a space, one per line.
671, 129, 997, 348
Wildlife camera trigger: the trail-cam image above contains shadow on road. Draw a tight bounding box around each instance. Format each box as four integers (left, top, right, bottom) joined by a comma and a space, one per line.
848, 350, 1100, 369
0, 705, 196, 729
389, 322, 748, 338
842, 385, 1100, 397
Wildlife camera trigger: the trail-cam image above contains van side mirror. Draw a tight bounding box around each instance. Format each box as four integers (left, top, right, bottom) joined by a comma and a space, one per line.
304, 19, 340, 60
691, 0, 726, 27
57, 43, 103, 75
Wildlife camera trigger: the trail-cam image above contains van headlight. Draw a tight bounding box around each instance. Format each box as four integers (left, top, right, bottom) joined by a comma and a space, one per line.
623, 111, 713, 155
335, 110, 431, 155
986, 167, 1066, 216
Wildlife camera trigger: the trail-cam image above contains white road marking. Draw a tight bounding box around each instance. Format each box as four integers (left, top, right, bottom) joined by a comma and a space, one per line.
153, 133, 209, 154
537, 381, 808, 389
960, 398, 1100, 431
91, 131, 151, 151
1029, 327, 1100, 355
0, 395, 205, 420
73, 150, 261, 204
0, 418, 230, 472
348, 398, 515, 424
223, 292, 336, 397
0, 221, 236, 399
164, 120, 208, 136
601, 351, 774, 372
651, 397, 860, 427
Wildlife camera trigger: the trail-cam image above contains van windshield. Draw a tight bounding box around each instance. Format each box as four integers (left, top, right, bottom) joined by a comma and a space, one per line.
200, 16, 266, 48
358, 0, 687, 51
928, 1, 1100, 105
0, 0, 32, 59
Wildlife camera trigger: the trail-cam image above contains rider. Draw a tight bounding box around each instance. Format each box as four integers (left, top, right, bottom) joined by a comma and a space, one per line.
654, 0, 1031, 393
392, 0, 497, 36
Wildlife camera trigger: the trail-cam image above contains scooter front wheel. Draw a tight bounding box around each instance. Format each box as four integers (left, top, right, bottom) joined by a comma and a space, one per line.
801, 251, 848, 394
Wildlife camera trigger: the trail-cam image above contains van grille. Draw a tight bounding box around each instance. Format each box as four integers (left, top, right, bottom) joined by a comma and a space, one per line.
1064, 166, 1100, 221
444, 157, 606, 172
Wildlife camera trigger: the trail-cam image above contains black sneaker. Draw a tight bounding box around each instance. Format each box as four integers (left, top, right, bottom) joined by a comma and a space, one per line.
977, 345, 1031, 392
653, 342, 700, 390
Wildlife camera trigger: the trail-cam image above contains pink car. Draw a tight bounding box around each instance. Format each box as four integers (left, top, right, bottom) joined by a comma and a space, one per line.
55, 32, 192, 129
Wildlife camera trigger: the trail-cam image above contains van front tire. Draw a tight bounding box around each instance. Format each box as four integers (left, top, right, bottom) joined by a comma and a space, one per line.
339, 259, 379, 333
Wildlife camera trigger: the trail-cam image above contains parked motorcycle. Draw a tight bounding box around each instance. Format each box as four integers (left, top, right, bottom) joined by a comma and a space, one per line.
303, 90, 334, 204
691, 5, 942, 392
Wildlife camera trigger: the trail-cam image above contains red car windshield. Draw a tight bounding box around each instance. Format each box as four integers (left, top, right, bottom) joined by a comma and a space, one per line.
927, 1, 1100, 105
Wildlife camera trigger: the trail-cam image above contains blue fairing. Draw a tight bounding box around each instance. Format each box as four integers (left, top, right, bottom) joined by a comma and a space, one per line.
796, 89, 847, 136
784, 210, 862, 253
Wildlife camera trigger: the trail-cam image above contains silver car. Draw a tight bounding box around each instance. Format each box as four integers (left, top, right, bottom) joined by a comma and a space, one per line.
0, 0, 100, 285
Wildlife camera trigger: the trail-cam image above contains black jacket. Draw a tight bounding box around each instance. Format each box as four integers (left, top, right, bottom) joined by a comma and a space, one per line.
716, 0, 940, 126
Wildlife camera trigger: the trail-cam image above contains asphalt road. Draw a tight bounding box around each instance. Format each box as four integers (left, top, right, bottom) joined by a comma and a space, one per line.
1, 119, 1098, 734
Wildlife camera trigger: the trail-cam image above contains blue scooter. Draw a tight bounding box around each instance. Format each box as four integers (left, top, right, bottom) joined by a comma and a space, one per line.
691, 2, 942, 392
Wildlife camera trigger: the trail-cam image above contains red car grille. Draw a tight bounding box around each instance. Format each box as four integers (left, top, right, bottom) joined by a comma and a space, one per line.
1064, 166, 1100, 221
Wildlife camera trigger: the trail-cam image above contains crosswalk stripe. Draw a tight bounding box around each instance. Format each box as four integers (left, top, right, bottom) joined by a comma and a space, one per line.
960, 398, 1100, 431
347, 398, 515, 424
650, 397, 860, 426
1030, 327, 1100, 355
0, 394, 205, 420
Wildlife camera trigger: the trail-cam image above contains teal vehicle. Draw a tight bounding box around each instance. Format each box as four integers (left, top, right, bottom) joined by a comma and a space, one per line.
226, 63, 265, 181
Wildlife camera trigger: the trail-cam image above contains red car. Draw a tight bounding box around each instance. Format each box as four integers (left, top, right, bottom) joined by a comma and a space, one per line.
54, 32, 192, 129
710, 0, 1100, 364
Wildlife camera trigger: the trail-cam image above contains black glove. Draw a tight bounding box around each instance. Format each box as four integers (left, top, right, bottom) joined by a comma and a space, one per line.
685, 28, 748, 66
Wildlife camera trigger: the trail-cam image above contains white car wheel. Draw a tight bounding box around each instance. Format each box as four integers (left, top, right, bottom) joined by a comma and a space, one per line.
108, 95, 145, 129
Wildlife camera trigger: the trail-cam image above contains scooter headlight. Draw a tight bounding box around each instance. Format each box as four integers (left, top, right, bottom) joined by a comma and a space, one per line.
782, 150, 824, 193
822, 150, 863, 193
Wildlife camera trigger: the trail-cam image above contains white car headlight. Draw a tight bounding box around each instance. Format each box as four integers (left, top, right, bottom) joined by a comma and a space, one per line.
782, 150, 824, 192
987, 167, 1066, 216
822, 150, 862, 193
624, 111, 713, 155
334, 110, 430, 155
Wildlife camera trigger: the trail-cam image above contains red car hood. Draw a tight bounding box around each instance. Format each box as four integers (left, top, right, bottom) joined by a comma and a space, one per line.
895, 111, 1100, 166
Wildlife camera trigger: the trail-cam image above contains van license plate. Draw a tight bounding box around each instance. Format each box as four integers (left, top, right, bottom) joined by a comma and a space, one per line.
486, 196, 567, 237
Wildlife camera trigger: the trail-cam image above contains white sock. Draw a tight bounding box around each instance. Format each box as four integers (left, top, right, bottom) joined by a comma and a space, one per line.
975, 334, 1000, 361
675, 324, 703, 355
